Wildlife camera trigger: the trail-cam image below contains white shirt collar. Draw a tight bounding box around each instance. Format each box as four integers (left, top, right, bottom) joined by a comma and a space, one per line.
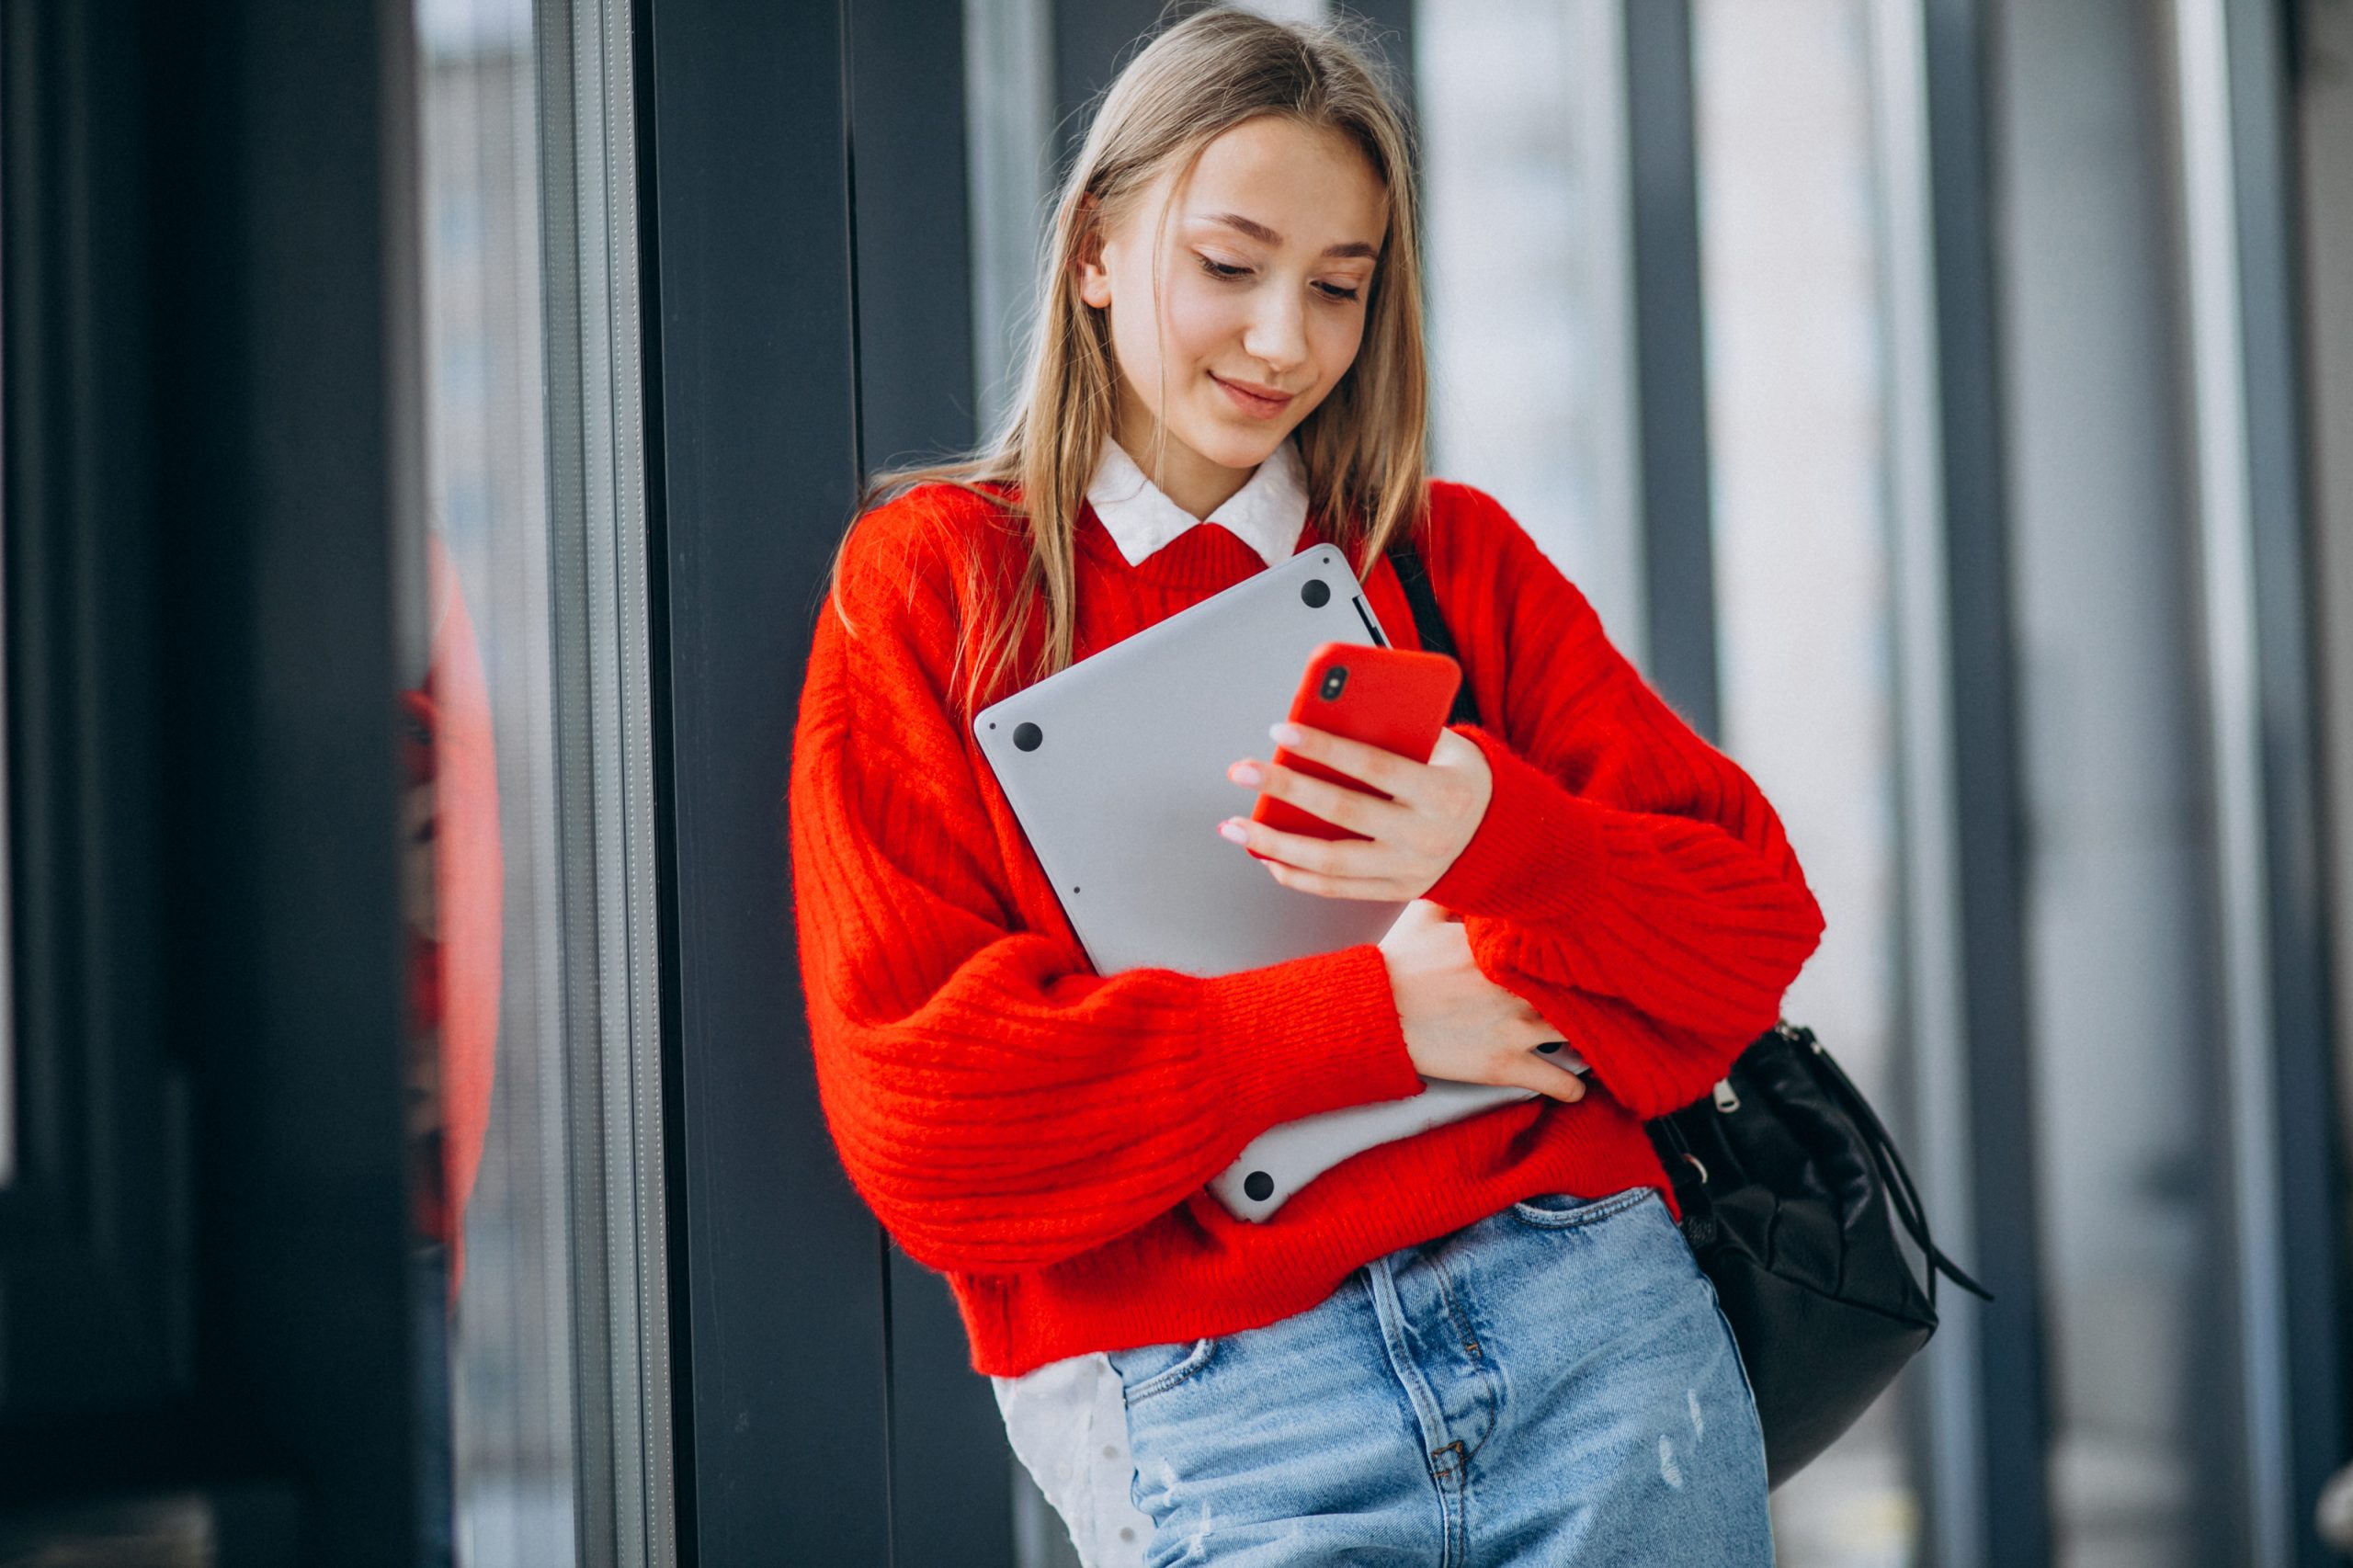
1085, 434, 1309, 570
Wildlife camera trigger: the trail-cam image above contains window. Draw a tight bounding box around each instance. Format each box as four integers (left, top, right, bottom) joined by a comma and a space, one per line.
1695, 2, 1919, 1561
415, 0, 671, 1559
1419, 0, 1646, 652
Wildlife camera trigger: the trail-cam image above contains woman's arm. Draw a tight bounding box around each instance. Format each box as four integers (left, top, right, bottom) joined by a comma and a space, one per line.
1407, 483, 1825, 1118
1204, 481, 1821, 1118
790, 500, 1426, 1275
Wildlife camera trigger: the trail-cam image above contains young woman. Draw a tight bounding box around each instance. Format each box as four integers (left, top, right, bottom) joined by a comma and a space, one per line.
789, 8, 1823, 1563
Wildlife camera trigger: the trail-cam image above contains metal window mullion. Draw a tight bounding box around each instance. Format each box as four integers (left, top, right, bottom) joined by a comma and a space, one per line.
1574, 0, 1649, 666
1621, 0, 1718, 737
2166, 1, 2344, 1560
1051, 1, 1164, 168
606, 0, 676, 1551
1892, 3, 2052, 1564
644, 0, 897, 1551
539, 0, 671, 1560
962, 0, 1052, 437
579, 2, 646, 1551
532, 3, 615, 1560
586, 0, 670, 1556
1342, 0, 1415, 116
1864, 6, 1989, 1566
482, 40, 588, 1544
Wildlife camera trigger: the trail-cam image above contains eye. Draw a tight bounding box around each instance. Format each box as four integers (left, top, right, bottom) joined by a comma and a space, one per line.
1196, 255, 1249, 280
1316, 281, 1363, 302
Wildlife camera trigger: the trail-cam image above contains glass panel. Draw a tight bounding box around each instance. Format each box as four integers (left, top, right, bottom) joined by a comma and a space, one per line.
1692, 2, 1919, 1563
2304, 0, 2353, 1375
2302, 6, 2353, 1549
1231, 0, 1326, 23
416, 3, 578, 1560
1994, 1, 2233, 1562
1418, 0, 1646, 654
416, 0, 669, 1561
962, 0, 1053, 437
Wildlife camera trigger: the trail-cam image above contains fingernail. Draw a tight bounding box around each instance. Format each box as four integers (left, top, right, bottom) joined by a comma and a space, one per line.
1230, 761, 1264, 786
1218, 820, 1248, 845
1269, 722, 1302, 746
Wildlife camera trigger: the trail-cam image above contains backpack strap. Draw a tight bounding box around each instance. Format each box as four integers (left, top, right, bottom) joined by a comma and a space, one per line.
1384, 539, 1483, 729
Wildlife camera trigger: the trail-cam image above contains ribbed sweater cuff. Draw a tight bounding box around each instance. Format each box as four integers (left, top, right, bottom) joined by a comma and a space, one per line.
1200, 943, 1425, 1135
1422, 725, 1608, 920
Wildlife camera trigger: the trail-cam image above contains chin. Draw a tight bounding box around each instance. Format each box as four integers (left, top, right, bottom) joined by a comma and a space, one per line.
1181, 415, 1288, 472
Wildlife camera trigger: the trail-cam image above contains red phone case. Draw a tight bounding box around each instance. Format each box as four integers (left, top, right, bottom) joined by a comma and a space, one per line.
1246, 642, 1461, 853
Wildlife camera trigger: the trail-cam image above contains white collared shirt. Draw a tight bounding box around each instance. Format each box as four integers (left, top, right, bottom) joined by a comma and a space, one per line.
1085, 432, 1309, 570
993, 1352, 1150, 1567
989, 435, 1310, 1568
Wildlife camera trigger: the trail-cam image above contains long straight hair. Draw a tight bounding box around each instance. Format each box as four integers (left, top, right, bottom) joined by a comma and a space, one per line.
830, 4, 1431, 718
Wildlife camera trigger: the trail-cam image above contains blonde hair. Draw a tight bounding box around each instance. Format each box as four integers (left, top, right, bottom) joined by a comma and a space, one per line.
829, 2, 1430, 718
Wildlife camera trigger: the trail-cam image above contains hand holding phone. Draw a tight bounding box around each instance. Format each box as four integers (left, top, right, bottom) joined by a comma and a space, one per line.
1246, 642, 1462, 848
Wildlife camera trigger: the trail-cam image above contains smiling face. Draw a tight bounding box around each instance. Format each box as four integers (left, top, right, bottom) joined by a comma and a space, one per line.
1075, 115, 1388, 522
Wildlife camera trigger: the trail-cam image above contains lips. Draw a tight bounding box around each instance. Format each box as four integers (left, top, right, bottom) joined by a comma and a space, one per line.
1211, 372, 1296, 417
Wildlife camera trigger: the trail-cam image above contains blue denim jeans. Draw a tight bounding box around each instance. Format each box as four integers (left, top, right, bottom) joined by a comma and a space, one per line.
1103, 1187, 1771, 1566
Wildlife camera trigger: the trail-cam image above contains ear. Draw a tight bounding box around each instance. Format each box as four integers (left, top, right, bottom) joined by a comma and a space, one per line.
1074, 197, 1113, 310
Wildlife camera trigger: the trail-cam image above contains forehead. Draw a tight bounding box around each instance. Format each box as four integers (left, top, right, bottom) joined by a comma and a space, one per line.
1159, 117, 1387, 253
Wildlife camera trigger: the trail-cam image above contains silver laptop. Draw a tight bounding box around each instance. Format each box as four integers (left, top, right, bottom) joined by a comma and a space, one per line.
972, 545, 1580, 1222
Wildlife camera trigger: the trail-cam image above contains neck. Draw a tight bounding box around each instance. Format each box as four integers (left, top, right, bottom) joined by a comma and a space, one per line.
1113, 409, 1254, 520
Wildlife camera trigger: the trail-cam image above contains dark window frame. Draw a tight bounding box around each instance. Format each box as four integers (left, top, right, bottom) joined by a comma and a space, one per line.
637, 0, 893, 1562
0, 0, 428, 1560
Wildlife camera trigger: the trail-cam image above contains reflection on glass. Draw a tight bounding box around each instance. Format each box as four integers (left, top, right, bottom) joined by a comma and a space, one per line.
1418, 0, 1645, 652
418, 0, 669, 1559
1694, 2, 1917, 1562
1231, 0, 1326, 23
963, 0, 1052, 436
1996, 3, 2230, 1563
2307, 0, 2353, 1422
418, 1, 577, 1561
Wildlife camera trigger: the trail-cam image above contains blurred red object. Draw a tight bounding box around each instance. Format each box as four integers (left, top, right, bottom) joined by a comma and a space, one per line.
400, 532, 504, 1301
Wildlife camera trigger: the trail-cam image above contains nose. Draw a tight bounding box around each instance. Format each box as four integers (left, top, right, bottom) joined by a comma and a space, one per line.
1240, 281, 1309, 379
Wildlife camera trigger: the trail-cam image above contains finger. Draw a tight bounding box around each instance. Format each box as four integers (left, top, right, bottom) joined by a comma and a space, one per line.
1274, 725, 1487, 840
1259, 856, 1414, 903
1235, 756, 1408, 838
1504, 1049, 1588, 1104
1223, 812, 1401, 880
1270, 721, 1429, 798
1427, 726, 1483, 768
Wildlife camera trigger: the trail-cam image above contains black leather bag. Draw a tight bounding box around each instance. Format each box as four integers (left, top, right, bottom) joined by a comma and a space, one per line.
1648, 1019, 1987, 1482
1384, 541, 1988, 1485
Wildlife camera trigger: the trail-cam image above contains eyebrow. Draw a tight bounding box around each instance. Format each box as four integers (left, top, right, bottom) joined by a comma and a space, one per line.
1195, 211, 1380, 261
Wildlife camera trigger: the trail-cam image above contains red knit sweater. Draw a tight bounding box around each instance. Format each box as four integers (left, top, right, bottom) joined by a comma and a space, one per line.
788, 476, 1824, 1377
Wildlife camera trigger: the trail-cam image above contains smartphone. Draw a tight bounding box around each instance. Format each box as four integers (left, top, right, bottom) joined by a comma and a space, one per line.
1246, 642, 1462, 853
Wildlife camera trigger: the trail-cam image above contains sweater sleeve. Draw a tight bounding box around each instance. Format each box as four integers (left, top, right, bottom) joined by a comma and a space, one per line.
789, 496, 1426, 1275
1417, 483, 1824, 1119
